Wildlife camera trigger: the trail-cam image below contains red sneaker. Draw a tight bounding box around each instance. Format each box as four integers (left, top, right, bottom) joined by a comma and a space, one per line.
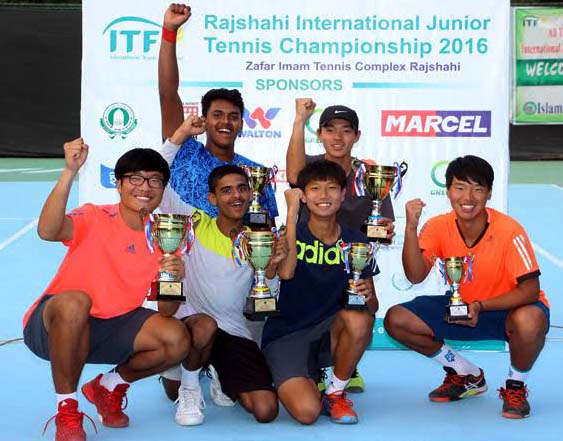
81, 374, 130, 428
321, 391, 358, 424
42, 399, 97, 441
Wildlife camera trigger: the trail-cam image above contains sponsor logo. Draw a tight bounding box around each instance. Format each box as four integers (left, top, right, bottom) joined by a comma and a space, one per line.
100, 164, 117, 188
445, 350, 456, 362
296, 240, 342, 265
391, 272, 413, 291
522, 15, 539, 27
239, 107, 282, 138
381, 111, 491, 137
523, 101, 563, 115
430, 160, 449, 196
183, 102, 200, 118
100, 103, 137, 139
305, 108, 324, 135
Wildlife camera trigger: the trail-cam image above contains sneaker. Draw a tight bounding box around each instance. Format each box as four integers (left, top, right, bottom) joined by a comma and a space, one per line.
429, 367, 488, 402
206, 365, 235, 407
345, 368, 365, 394
42, 399, 97, 441
317, 368, 328, 393
498, 380, 530, 419
175, 385, 206, 426
81, 374, 129, 427
321, 391, 358, 424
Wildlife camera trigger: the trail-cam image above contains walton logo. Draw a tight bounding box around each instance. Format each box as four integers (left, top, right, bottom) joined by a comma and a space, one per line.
100, 103, 137, 139
239, 107, 282, 139
381, 111, 491, 137
100, 165, 116, 188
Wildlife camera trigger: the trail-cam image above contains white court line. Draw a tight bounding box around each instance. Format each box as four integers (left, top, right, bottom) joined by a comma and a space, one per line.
0, 168, 39, 173
0, 218, 38, 252
0, 217, 37, 221
23, 168, 64, 174
532, 242, 563, 269
551, 184, 563, 191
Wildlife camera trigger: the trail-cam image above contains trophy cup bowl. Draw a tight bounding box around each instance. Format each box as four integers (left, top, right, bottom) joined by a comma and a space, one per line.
360, 162, 408, 244
149, 214, 192, 302
341, 242, 376, 310
239, 230, 279, 321
444, 256, 470, 322
243, 166, 274, 230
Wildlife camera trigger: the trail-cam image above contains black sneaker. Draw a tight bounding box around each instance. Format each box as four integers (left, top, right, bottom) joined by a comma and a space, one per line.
499, 380, 530, 419
429, 367, 488, 402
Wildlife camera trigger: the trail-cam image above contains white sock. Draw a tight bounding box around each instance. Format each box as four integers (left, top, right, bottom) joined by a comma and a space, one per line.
325, 370, 349, 395
181, 366, 201, 389
100, 371, 129, 392
430, 344, 481, 376
56, 392, 77, 405
507, 365, 529, 384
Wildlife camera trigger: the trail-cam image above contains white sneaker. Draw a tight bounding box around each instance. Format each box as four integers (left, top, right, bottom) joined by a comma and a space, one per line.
207, 365, 236, 407
175, 385, 206, 426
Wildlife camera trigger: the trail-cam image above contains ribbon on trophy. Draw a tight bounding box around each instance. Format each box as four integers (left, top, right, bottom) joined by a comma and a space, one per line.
431, 255, 448, 285
393, 161, 404, 200
463, 254, 474, 283
179, 216, 196, 255
339, 241, 352, 273
232, 231, 247, 267
352, 161, 366, 197
145, 213, 155, 254
269, 165, 278, 193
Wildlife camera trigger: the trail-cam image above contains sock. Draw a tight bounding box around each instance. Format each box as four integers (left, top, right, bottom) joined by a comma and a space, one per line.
507, 365, 529, 385
181, 366, 201, 389
325, 370, 349, 395
56, 392, 77, 406
430, 344, 481, 376
100, 371, 129, 392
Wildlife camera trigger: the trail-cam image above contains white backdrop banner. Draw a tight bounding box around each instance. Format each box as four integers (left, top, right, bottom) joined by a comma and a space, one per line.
81, 0, 510, 349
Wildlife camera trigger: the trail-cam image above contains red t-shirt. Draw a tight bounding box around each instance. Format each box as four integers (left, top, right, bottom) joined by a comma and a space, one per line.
23, 203, 159, 328
419, 208, 548, 308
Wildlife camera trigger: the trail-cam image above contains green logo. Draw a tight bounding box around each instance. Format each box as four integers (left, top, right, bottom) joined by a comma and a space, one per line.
391, 272, 413, 291
100, 103, 138, 139
523, 101, 537, 115
305, 108, 324, 136
431, 160, 449, 188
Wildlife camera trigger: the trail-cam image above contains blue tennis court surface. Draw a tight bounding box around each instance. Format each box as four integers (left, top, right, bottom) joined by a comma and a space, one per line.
1, 177, 562, 441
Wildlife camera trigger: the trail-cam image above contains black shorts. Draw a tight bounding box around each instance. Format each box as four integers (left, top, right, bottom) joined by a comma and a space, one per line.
24, 294, 157, 365
208, 328, 274, 401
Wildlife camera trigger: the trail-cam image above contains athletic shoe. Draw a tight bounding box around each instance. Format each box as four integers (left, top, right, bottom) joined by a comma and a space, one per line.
206, 365, 235, 407
81, 374, 129, 427
429, 367, 488, 402
42, 399, 97, 441
317, 368, 328, 393
345, 368, 365, 394
321, 391, 358, 424
175, 385, 206, 426
498, 380, 530, 419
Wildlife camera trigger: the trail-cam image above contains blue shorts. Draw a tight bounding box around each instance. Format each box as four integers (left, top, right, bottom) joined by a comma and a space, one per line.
400, 295, 550, 342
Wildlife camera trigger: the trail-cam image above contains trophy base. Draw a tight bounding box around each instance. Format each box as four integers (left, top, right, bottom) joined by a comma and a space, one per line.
243, 212, 271, 231
344, 294, 368, 311
444, 304, 470, 323
243, 296, 279, 321
360, 223, 391, 244
148, 280, 186, 302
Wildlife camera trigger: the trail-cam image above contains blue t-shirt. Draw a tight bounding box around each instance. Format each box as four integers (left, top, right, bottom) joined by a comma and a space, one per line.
169, 138, 279, 218
262, 222, 378, 348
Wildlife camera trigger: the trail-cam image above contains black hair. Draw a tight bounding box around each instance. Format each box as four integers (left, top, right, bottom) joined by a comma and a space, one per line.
114, 148, 170, 185
296, 159, 347, 190
201, 89, 245, 117
445, 155, 494, 189
208, 164, 248, 193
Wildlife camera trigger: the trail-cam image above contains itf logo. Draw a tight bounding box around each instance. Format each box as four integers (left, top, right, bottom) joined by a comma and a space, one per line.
103, 16, 168, 58
240, 107, 282, 139
100, 164, 117, 188
381, 111, 491, 137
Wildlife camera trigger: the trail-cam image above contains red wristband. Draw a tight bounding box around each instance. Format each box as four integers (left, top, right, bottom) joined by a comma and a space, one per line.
162, 27, 177, 43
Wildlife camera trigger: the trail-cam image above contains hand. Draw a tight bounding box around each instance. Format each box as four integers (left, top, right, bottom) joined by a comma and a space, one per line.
285, 188, 303, 215
63, 138, 88, 174
455, 302, 481, 327
269, 229, 289, 267
378, 217, 395, 241
351, 278, 374, 303
405, 198, 426, 230
163, 3, 191, 31
159, 254, 185, 280
294, 98, 316, 123
170, 115, 207, 144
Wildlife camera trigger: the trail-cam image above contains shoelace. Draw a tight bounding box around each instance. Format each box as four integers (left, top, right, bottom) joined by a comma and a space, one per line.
105, 384, 129, 413
498, 386, 528, 407
435, 372, 467, 392
326, 392, 354, 412
42, 406, 97, 436
176, 387, 206, 413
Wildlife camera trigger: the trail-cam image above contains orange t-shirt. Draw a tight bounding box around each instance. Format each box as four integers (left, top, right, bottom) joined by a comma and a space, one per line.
419, 208, 548, 308
23, 203, 160, 328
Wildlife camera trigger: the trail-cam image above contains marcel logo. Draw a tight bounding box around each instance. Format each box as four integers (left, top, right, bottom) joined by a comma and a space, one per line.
296, 240, 341, 265
381, 111, 491, 137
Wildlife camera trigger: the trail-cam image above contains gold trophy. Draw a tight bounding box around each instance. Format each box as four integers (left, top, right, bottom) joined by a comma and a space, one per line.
356, 161, 408, 244
243, 165, 277, 230
433, 255, 474, 323
145, 213, 199, 301
233, 229, 279, 321
339, 242, 379, 310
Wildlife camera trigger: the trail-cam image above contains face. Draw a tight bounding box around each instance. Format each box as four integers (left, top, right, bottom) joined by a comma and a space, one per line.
208, 173, 251, 220
317, 119, 361, 161
302, 178, 346, 219
117, 171, 165, 214
204, 99, 243, 149
447, 177, 492, 222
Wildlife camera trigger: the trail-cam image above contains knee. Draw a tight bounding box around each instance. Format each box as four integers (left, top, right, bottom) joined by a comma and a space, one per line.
164, 321, 191, 362
239, 393, 278, 423
190, 316, 218, 350
339, 311, 373, 344
292, 405, 320, 425
48, 291, 91, 325
253, 401, 278, 423
384, 306, 407, 336
507, 307, 547, 343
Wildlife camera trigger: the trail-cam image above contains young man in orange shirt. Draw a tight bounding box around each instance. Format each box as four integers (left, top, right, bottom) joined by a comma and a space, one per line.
23, 138, 190, 440
385, 155, 549, 419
